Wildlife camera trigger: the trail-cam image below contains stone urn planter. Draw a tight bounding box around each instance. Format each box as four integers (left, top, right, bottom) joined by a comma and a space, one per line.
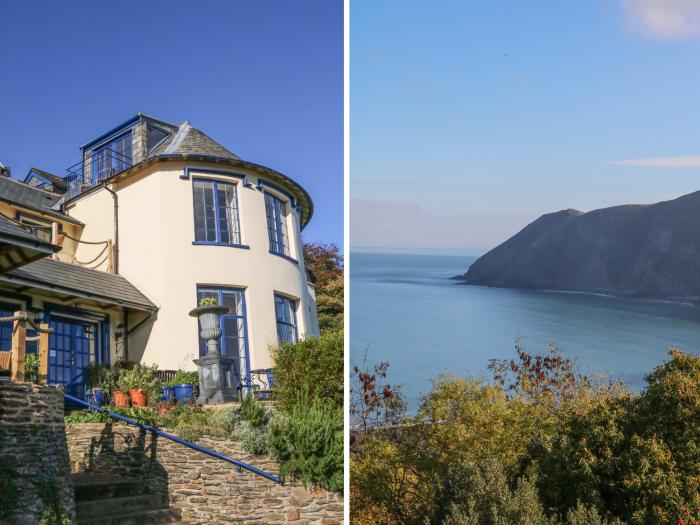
189, 305, 229, 355
189, 304, 236, 404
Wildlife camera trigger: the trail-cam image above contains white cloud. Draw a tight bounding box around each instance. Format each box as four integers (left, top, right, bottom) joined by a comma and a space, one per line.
622, 0, 700, 39
607, 155, 700, 168
350, 198, 534, 251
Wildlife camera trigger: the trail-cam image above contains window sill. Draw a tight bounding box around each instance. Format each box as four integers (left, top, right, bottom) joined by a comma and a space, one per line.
192, 242, 250, 249
269, 251, 299, 264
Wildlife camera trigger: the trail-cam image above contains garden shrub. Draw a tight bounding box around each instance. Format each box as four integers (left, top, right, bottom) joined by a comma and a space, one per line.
230, 396, 273, 455
174, 424, 203, 443
232, 421, 271, 455
351, 346, 700, 524
273, 330, 343, 413
238, 394, 270, 428
171, 370, 199, 386
442, 459, 548, 525
269, 398, 343, 492
37, 479, 70, 525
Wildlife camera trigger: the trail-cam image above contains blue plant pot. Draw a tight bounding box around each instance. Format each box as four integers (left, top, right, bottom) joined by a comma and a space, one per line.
162, 386, 175, 402
173, 384, 193, 403
87, 388, 105, 406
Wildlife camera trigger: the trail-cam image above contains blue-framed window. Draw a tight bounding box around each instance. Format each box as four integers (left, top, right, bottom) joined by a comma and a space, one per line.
91, 131, 132, 184
274, 294, 297, 344
265, 193, 290, 256
193, 179, 242, 245
16, 213, 53, 242
196, 286, 250, 387
0, 303, 19, 352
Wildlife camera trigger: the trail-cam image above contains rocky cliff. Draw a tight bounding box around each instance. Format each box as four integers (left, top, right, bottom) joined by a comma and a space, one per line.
459, 190, 700, 301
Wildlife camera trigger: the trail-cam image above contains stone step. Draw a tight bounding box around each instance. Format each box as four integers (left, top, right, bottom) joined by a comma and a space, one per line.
73, 474, 147, 501
76, 494, 165, 519
76, 507, 184, 525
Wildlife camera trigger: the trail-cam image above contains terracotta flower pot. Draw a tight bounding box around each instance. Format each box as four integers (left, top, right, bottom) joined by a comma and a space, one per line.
113, 390, 131, 408
129, 388, 148, 407
156, 402, 175, 415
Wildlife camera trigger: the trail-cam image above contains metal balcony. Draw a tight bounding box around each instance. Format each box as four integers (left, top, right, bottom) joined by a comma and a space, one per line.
65, 147, 132, 199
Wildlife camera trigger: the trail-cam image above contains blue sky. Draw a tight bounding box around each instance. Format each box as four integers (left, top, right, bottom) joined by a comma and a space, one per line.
351, 0, 700, 252
0, 0, 343, 247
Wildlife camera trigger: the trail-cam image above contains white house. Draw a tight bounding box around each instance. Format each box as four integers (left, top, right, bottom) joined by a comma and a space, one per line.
0, 113, 319, 396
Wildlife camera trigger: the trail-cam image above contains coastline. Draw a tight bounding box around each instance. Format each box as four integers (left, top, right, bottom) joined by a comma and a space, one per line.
454, 279, 700, 307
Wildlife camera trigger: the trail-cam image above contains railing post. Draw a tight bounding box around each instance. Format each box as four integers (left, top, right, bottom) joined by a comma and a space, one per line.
51, 222, 59, 258
107, 239, 114, 273
11, 312, 26, 382
38, 323, 49, 384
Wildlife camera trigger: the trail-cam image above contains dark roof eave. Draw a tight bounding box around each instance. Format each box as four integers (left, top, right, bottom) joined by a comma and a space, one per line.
64, 154, 315, 229
0, 232, 60, 255
0, 272, 157, 312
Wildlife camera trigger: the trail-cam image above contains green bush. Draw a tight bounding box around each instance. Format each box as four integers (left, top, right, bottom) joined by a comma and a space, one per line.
233, 421, 271, 455
170, 370, 199, 386
24, 352, 39, 381
114, 364, 161, 403
351, 347, 700, 524
442, 460, 548, 525
229, 396, 273, 455
273, 331, 343, 413
238, 395, 270, 428
269, 398, 343, 492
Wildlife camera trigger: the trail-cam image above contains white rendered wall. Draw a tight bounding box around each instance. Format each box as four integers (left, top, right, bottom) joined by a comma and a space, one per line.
66, 161, 319, 372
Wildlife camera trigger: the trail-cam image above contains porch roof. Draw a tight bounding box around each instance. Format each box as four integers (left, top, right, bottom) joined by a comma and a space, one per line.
0, 258, 156, 312
0, 216, 60, 274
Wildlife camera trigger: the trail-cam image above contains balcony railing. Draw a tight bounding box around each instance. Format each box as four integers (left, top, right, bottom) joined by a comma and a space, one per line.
65, 147, 132, 199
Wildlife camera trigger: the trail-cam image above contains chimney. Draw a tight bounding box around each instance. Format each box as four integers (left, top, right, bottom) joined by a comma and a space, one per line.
0, 163, 10, 178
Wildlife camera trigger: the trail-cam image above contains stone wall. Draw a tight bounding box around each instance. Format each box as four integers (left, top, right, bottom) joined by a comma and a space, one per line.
0, 383, 75, 524
66, 423, 343, 524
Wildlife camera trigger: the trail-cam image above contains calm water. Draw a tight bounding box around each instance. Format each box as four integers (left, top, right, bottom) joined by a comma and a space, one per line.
350, 252, 700, 410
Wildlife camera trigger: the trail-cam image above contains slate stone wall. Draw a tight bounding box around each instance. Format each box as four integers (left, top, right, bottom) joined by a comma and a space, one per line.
0, 383, 75, 525
66, 423, 343, 525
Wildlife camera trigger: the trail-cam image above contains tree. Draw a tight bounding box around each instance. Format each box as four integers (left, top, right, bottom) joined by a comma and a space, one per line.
303, 242, 343, 334
350, 349, 406, 437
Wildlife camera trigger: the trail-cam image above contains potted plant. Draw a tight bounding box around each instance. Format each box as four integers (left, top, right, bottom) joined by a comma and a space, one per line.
189, 297, 228, 356
171, 370, 199, 403
113, 368, 132, 408
127, 364, 161, 408
86, 363, 109, 406
161, 382, 176, 403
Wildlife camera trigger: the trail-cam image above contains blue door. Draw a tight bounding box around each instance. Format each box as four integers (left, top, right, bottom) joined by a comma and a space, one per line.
49, 317, 98, 398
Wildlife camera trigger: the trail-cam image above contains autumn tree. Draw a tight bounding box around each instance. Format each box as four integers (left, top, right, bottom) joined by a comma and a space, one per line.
303, 242, 343, 334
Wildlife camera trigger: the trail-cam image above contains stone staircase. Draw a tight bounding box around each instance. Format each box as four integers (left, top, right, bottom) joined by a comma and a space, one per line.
72, 473, 187, 525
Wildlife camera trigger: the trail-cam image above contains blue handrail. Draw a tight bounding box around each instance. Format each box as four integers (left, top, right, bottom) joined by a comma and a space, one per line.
64, 393, 282, 484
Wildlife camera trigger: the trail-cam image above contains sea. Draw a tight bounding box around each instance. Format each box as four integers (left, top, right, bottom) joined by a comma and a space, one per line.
350, 251, 700, 411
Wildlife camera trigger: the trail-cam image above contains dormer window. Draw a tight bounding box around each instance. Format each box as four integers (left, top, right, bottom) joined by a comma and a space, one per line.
91, 132, 132, 184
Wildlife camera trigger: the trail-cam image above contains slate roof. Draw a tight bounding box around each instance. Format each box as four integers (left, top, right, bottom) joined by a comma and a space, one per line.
0, 215, 51, 246
0, 258, 156, 311
0, 215, 58, 273
147, 122, 240, 160
0, 176, 80, 224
